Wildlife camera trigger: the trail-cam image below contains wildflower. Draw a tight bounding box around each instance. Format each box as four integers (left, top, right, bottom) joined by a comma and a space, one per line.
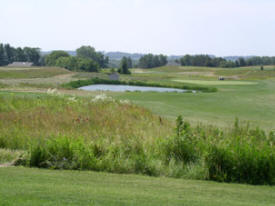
47, 88, 58, 95
119, 99, 130, 104
91, 93, 114, 102
68, 96, 77, 103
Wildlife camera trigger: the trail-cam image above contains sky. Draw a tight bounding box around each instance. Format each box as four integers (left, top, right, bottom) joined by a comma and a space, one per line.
1, 0, 275, 56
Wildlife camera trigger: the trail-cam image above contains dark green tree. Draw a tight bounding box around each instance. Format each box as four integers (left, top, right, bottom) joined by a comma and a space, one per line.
76, 57, 99, 72
76, 46, 108, 68
23, 47, 41, 65
118, 56, 131, 74
45, 51, 69, 66
138, 54, 167, 68
0, 44, 8, 66
15, 47, 27, 62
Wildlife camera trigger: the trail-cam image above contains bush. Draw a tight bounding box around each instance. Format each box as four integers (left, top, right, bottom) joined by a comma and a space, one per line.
206, 141, 275, 185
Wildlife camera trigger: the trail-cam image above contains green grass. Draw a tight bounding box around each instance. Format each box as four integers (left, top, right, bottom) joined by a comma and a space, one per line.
173, 80, 257, 86
0, 92, 274, 185
114, 80, 275, 130
0, 67, 70, 79
0, 167, 274, 206
1, 65, 275, 130
0, 149, 23, 164
0, 92, 171, 151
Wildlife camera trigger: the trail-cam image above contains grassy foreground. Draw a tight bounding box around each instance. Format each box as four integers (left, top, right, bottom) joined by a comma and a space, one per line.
0, 92, 274, 185
0, 167, 274, 206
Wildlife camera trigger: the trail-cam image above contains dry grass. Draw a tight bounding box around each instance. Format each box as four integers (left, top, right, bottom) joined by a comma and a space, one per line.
0, 92, 172, 149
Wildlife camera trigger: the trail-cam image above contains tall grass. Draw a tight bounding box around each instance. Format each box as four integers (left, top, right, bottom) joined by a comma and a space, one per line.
0, 92, 274, 185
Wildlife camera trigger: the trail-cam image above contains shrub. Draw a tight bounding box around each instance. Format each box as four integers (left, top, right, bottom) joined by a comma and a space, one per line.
206, 138, 275, 185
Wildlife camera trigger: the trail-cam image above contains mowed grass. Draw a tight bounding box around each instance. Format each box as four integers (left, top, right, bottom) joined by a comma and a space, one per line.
115, 80, 275, 129
173, 79, 257, 85
111, 66, 275, 129
0, 167, 274, 206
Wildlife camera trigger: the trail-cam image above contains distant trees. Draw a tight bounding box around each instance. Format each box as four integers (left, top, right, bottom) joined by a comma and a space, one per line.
52, 55, 99, 72
178, 55, 275, 68
138, 54, 167, 68
118, 57, 131, 74
0, 44, 8, 66
44, 45, 111, 72
179, 55, 229, 67
0, 43, 41, 66
76, 46, 109, 68
45, 51, 70, 66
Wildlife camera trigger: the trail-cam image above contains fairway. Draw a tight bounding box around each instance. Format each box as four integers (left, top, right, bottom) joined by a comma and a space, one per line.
0, 167, 274, 206
173, 79, 257, 86
1, 1, 275, 205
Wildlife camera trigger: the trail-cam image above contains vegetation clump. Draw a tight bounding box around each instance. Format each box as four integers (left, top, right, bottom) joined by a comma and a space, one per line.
0, 93, 274, 185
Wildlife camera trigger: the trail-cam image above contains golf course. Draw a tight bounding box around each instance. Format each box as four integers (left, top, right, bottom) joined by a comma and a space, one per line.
0, 64, 275, 206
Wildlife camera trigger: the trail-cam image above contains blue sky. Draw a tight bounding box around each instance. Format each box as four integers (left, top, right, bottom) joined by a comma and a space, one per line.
1, 0, 275, 56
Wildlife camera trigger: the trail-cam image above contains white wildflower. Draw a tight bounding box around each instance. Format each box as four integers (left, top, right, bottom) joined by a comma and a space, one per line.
68, 96, 77, 103
47, 88, 59, 95
120, 99, 130, 104
91, 93, 114, 102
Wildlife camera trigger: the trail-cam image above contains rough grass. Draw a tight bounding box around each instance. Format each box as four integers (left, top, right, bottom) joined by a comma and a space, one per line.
0, 149, 24, 164
0, 92, 172, 150
0, 92, 274, 185
0, 67, 70, 79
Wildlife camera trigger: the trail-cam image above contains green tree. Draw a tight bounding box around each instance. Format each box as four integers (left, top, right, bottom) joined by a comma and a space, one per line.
118, 57, 131, 74
23, 47, 41, 65
76, 58, 99, 72
76, 46, 108, 68
4, 44, 15, 63
56, 56, 78, 70
0, 44, 8, 66
127, 57, 133, 68
138, 54, 167, 68
45, 51, 69, 66
56, 56, 99, 72
15, 47, 27, 62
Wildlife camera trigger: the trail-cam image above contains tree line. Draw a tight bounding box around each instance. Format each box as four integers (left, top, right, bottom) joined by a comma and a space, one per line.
0, 43, 41, 66
177, 55, 275, 68
2, 42, 275, 71
138, 54, 168, 68
45, 46, 109, 72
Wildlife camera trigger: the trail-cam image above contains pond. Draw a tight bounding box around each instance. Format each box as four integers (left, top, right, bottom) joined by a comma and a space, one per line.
79, 84, 189, 93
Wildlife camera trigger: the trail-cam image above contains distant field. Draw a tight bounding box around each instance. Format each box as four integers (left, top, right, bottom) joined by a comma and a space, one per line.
173, 79, 257, 85
0, 66, 76, 88
0, 67, 70, 79
1, 65, 275, 129
0, 167, 274, 206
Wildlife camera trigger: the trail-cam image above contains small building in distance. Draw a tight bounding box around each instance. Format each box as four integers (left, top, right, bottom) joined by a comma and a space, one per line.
109, 72, 120, 81
8, 62, 33, 67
